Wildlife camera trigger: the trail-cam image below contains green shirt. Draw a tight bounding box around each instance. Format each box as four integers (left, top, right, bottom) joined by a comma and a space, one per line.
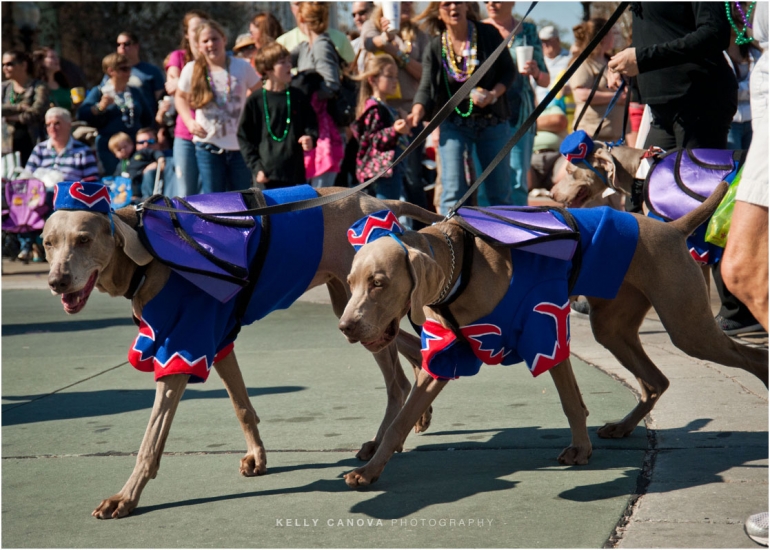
532, 104, 567, 152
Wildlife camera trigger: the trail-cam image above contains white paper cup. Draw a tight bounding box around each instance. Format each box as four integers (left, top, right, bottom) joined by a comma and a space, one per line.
382, 1, 401, 32
515, 45, 534, 72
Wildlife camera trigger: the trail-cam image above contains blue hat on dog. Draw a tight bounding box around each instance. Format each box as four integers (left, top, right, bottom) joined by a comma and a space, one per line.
53, 181, 114, 233
348, 210, 405, 252
559, 130, 608, 185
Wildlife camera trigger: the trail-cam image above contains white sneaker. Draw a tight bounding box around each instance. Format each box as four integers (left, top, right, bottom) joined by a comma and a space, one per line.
746, 512, 769, 546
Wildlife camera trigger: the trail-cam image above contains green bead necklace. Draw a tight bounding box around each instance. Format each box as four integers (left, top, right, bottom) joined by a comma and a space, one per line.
263, 87, 291, 142
725, 1, 756, 46
442, 68, 473, 118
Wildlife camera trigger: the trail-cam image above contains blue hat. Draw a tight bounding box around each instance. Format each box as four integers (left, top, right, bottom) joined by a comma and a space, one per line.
347, 210, 404, 252
54, 181, 112, 214
53, 181, 114, 234
559, 130, 594, 165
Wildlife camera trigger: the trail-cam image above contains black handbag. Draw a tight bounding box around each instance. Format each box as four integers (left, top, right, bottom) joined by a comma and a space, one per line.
328, 74, 358, 127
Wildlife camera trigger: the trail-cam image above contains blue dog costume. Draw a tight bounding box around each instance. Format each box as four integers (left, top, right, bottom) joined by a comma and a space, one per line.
54, 182, 324, 383
349, 208, 639, 381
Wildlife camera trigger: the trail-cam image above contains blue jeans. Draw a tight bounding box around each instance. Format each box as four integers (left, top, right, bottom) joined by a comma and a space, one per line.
438, 120, 512, 215
508, 122, 535, 206
174, 138, 201, 196
373, 164, 404, 201
402, 126, 429, 229
195, 143, 253, 194
141, 158, 178, 199
727, 120, 753, 150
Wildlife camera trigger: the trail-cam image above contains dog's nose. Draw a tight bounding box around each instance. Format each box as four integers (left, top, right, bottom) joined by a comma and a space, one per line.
338, 318, 357, 338
48, 273, 71, 294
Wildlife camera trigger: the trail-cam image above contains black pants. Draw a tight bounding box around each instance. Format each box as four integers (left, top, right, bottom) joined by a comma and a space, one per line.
642, 96, 756, 325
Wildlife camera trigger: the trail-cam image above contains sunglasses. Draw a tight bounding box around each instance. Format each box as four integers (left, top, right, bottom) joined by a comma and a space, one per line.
2, 61, 18, 68
352, 10, 368, 17
116, 40, 134, 48
116, 66, 131, 73
439, 2, 461, 10
136, 139, 157, 145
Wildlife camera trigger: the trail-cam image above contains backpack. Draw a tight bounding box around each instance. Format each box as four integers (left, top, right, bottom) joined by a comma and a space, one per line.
327, 48, 358, 127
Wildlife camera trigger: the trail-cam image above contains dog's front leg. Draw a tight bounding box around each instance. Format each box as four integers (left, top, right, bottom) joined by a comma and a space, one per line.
549, 360, 592, 465
345, 369, 448, 488
92, 374, 189, 519
356, 341, 414, 461
213, 351, 267, 476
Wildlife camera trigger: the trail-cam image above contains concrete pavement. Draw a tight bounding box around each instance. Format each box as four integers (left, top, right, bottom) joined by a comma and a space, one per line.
2, 258, 767, 547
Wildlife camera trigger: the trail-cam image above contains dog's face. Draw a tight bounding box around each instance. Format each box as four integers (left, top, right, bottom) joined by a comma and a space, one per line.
339, 235, 445, 353
43, 210, 116, 314
551, 145, 616, 208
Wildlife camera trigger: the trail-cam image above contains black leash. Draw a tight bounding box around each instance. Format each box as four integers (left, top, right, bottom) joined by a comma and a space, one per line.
445, 1, 630, 219
139, 2, 539, 219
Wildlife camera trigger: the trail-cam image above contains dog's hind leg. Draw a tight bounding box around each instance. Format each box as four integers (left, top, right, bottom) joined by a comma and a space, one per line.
588, 284, 670, 439
214, 351, 267, 477
92, 374, 189, 519
549, 359, 592, 464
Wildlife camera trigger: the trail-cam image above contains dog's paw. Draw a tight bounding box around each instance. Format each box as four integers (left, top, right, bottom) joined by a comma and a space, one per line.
344, 468, 380, 489
597, 422, 635, 439
240, 448, 267, 477
92, 494, 137, 519
414, 405, 433, 434
356, 441, 378, 461
557, 444, 592, 466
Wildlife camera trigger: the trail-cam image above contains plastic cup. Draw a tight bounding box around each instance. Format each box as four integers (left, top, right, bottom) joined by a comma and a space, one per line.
382, 1, 401, 32
515, 45, 534, 73
70, 87, 86, 104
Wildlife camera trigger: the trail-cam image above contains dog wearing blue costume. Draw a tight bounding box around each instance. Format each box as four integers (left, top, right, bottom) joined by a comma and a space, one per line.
42, 181, 441, 518
336, 183, 767, 489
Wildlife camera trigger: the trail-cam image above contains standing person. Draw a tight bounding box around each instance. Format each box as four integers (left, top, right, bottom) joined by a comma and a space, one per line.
607, 2, 758, 336
99, 32, 166, 116
362, 1, 431, 223
408, 2, 515, 216
233, 34, 258, 65
536, 25, 570, 103
483, 1, 550, 206
237, 42, 318, 189
32, 48, 72, 111
352, 55, 413, 199
350, 1, 374, 74
176, 20, 261, 194
163, 10, 210, 197
2, 50, 49, 166
249, 12, 285, 55
277, 1, 356, 66
293, 2, 345, 188
77, 53, 153, 175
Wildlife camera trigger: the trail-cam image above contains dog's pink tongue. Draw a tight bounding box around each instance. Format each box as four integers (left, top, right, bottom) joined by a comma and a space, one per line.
61, 289, 87, 312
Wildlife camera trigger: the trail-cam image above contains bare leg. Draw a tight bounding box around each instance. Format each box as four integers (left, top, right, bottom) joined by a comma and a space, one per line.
213, 351, 267, 477
549, 359, 592, 465
345, 369, 448, 488
92, 374, 189, 519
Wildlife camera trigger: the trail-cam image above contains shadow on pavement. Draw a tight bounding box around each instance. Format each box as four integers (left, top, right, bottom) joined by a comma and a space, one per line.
119, 423, 765, 520
2, 386, 306, 425
2, 317, 136, 336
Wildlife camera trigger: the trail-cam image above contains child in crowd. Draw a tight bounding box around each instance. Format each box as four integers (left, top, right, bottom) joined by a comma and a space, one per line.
237, 42, 318, 189
108, 129, 173, 201
351, 55, 413, 200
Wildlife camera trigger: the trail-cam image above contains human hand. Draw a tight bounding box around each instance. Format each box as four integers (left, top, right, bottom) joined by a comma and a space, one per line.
298, 135, 314, 151
520, 60, 540, 78
256, 171, 269, 184
143, 162, 158, 173
471, 88, 494, 108
393, 119, 411, 135
406, 105, 424, 128
188, 120, 208, 139
608, 47, 638, 77
98, 95, 115, 111
165, 80, 178, 95
379, 18, 395, 39
606, 67, 623, 91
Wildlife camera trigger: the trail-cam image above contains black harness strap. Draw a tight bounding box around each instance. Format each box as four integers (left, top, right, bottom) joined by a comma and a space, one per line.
123, 263, 149, 301
225, 188, 273, 343
435, 228, 476, 346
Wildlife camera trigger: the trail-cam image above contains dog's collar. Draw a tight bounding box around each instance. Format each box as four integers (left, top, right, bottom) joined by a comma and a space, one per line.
430, 229, 457, 306
124, 263, 149, 300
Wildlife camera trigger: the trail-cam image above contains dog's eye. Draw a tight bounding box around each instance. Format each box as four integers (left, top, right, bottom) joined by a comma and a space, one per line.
78, 235, 90, 245
372, 280, 382, 288
43, 240, 52, 249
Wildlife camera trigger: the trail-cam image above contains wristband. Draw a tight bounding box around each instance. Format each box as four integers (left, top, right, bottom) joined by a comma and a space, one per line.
398, 51, 410, 67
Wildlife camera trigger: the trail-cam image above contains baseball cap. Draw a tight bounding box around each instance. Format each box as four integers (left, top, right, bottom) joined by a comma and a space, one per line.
539, 26, 558, 41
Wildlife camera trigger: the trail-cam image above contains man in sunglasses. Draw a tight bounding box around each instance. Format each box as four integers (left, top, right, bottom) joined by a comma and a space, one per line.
98, 31, 165, 116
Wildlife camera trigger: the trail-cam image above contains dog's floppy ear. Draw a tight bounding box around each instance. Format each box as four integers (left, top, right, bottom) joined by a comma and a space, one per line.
113, 216, 153, 266
591, 145, 617, 189
407, 246, 446, 326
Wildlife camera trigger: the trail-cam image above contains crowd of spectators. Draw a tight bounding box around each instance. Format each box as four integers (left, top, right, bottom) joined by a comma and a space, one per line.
1, 2, 766, 335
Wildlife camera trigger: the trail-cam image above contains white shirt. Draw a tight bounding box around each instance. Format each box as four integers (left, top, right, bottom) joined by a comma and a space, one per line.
536, 48, 571, 103
178, 57, 260, 151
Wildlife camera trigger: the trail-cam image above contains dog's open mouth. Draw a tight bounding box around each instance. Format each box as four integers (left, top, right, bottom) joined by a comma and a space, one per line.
361, 318, 399, 352
61, 271, 98, 314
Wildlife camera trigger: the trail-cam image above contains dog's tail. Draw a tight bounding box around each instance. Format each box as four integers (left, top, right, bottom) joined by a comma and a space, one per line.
383, 200, 445, 226
670, 181, 729, 237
